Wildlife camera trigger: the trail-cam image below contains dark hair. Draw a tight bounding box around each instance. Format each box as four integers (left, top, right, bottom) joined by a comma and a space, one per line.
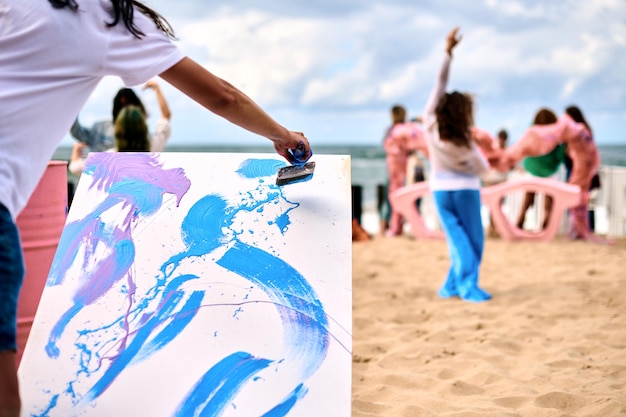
435, 91, 474, 147
112, 88, 146, 122
48, 0, 175, 39
114, 105, 150, 151
565, 105, 592, 136
390, 105, 407, 125
532, 108, 558, 125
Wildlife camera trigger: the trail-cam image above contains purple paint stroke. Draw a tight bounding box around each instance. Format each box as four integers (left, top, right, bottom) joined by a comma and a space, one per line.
84, 153, 190, 208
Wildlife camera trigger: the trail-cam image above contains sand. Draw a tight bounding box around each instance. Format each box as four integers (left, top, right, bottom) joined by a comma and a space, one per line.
351, 235, 626, 417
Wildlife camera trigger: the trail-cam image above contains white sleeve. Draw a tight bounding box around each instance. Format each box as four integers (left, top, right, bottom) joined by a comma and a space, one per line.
423, 53, 451, 126
104, 11, 185, 86
150, 118, 171, 152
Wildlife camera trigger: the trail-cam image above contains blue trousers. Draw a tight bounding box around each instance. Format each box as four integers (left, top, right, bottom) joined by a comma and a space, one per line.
433, 189, 491, 302
0, 203, 25, 351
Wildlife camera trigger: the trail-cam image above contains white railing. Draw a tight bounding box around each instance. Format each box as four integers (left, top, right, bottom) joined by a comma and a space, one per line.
360, 165, 626, 238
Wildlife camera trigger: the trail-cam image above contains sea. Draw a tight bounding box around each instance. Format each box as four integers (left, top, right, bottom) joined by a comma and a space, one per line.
52, 143, 626, 212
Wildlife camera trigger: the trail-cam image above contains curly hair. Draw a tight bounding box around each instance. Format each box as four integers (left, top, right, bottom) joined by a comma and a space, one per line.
435, 91, 474, 148
47, 0, 175, 39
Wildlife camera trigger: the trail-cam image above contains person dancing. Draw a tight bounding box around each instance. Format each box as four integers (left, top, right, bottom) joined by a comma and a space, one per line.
422, 27, 491, 302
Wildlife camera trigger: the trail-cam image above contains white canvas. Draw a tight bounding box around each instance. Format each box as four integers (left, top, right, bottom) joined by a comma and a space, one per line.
18, 152, 352, 417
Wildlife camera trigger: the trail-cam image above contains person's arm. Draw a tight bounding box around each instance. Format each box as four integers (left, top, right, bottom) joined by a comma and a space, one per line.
423, 27, 461, 121
144, 79, 171, 121
69, 118, 93, 144
471, 127, 501, 161
68, 142, 88, 176
503, 114, 587, 169
150, 118, 171, 152
158, 57, 311, 163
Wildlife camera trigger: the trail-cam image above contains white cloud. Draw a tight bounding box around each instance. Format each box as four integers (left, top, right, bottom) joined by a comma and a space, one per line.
67, 0, 626, 147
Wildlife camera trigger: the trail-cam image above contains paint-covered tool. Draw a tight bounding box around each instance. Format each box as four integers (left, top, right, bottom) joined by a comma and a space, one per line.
276, 142, 315, 186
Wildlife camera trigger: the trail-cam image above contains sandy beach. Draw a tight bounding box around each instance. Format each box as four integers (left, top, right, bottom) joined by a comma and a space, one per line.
352, 235, 626, 417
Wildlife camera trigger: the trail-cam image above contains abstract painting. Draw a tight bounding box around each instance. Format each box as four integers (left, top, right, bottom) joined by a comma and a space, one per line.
18, 152, 352, 417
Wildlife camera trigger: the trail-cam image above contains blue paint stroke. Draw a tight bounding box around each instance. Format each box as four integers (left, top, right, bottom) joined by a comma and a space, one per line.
217, 242, 329, 380
237, 159, 286, 179
35, 157, 342, 416
263, 384, 309, 417
174, 352, 272, 417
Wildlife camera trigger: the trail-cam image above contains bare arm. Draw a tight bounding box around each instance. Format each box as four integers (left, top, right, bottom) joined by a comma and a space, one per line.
423, 27, 461, 120
144, 79, 171, 120
68, 142, 88, 176
159, 57, 311, 163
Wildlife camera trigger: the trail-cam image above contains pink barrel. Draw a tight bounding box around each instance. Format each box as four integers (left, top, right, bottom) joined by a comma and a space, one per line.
15, 161, 68, 366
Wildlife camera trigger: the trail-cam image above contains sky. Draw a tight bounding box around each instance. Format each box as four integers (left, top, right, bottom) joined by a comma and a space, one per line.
63, 0, 626, 148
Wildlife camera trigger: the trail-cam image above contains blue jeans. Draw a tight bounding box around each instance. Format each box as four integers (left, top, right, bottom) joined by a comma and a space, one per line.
0, 203, 25, 351
433, 189, 491, 302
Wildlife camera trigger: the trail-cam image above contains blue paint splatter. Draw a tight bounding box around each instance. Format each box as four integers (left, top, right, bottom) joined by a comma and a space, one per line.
35, 157, 342, 416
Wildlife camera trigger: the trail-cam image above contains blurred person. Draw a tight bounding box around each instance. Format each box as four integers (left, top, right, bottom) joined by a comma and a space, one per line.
562, 105, 609, 243
70, 87, 146, 152
482, 129, 509, 237
515, 108, 564, 231
383, 105, 429, 236
423, 27, 491, 302
69, 79, 171, 175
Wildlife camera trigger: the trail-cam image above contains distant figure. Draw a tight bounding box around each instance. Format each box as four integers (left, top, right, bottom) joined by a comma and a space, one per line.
482, 129, 509, 237
562, 105, 607, 243
383, 105, 429, 236
69, 80, 172, 175
516, 108, 564, 231
423, 27, 491, 302
406, 149, 427, 213
70, 87, 147, 152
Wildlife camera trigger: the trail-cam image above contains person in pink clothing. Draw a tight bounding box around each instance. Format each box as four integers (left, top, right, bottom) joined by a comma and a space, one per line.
383, 105, 429, 236
502, 112, 587, 168
563, 105, 609, 243
471, 126, 502, 165
501, 107, 611, 244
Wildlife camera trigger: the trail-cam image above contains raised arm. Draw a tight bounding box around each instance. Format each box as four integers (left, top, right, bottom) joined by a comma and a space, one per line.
158, 57, 310, 163
143, 79, 171, 120
423, 27, 462, 119
69, 118, 93, 144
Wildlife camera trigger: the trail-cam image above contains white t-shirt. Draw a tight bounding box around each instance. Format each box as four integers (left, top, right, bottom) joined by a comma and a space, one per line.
0, 0, 184, 219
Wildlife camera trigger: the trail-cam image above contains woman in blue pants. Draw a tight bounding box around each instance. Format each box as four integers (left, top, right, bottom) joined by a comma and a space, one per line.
421, 27, 492, 302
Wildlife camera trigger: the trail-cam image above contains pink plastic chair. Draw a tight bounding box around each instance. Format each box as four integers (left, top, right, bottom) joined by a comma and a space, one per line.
480, 177, 580, 241
390, 177, 581, 242
388, 181, 444, 240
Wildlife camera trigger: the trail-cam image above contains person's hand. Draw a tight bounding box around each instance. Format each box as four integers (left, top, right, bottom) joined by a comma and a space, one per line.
71, 141, 89, 161
143, 79, 159, 91
273, 131, 312, 164
446, 27, 462, 55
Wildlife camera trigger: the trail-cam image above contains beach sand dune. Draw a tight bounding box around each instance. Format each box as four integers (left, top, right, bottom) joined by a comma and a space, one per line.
352, 236, 626, 417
